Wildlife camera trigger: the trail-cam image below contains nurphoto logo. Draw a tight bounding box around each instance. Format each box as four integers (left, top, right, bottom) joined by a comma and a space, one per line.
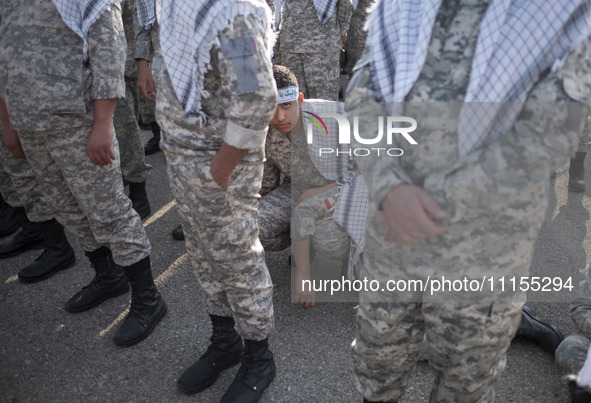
304, 112, 418, 157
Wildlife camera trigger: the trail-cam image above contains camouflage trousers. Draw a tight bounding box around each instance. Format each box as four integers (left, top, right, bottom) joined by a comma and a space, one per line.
291, 186, 350, 260
17, 125, 151, 266
353, 201, 539, 402
114, 82, 152, 183
556, 278, 591, 374
258, 183, 291, 251
281, 51, 341, 101
344, 0, 377, 75
0, 126, 52, 222
165, 151, 274, 340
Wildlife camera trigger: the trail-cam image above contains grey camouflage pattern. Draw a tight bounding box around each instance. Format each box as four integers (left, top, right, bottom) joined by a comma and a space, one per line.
114, 86, 152, 183
277, 0, 351, 54
167, 155, 274, 340
1, 0, 150, 266
344, 0, 376, 75
345, 0, 590, 401
18, 126, 151, 266
152, 15, 276, 155
0, 0, 126, 132
155, 13, 276, 339
277, 0, 351, 99
281, 51, 341, 100
556, 279, 591, 374
259, 126, 292, 251
0, 124, 52, 222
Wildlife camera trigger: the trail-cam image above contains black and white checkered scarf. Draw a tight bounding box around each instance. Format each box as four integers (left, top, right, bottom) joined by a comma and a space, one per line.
52, 0, 119, 60
366, 0, 591, 158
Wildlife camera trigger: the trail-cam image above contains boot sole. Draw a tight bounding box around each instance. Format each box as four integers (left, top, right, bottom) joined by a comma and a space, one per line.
113, 301, 168, 347
65, 283, 130, 314
18, 256, 77, 283
177, 355, 242, 395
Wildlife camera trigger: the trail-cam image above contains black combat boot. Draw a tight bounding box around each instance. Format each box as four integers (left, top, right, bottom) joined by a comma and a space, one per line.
0, 207, 43, 258
144, 122, 161, 155
128, 181, 151, 219
171, 224, 184, 241
177, 315, 243, 394
513, 304, 564, 355
18, 219, 76, 282
0, 194, 20, 238
220, 338, 276, 403
569, 152, 587, 193
65, 246, 129, 313
113, 256, 167, 346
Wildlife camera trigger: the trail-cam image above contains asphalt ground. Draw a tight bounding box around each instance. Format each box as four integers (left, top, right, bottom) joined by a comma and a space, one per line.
1, 127, 590, 402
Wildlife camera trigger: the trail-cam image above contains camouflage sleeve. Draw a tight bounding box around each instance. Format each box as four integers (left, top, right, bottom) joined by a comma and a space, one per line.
134, 15, 154, 61
87, 3, 126, 100
218, 14, 276, 150
261, 156, 281, 196
337, 0, 353, 37
345, 62, 413, 206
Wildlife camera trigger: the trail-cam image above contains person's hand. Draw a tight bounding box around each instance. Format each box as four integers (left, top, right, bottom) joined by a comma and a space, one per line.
137, 59, 156, 101
297, 183, 337, 204
2, 127, 25, 159
87, 120, 115, 165
210, 154, 233, 187
295, 270, 315, 308
380, 184, 446, 247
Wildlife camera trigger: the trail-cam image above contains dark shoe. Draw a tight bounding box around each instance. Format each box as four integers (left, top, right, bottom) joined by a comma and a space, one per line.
220, 338, 276, 403
0, 194, 20, 238
566, 374, 591, 403
177, 315, 243, 394
569, 152, 586, 193
65, 247, 129, 313
144, 122, 161, 155
129, 181, 151, 220
113, 256, 167, 346
18, 219, 76, 283
513, 305, 564, 355
0, 207, 43, 259
171, 224, 184, 241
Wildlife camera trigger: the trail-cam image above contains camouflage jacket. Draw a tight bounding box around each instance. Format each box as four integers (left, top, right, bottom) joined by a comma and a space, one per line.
261, 127, 292, 195
143, 15, 276, 160
0, 0, 126, 131
347, 0, 591, 220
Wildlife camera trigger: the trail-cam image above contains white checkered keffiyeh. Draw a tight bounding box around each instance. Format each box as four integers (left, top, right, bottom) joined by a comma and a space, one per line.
135, 0, 157, 30
274, 0, 340, 28
366, 0, 591, 158
52, 0, 119, 59
303, 99, 369, 279
140, 0, 274, 122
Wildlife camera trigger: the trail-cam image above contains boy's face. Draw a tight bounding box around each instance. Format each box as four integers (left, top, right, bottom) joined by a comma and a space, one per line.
269, 92, 304, 134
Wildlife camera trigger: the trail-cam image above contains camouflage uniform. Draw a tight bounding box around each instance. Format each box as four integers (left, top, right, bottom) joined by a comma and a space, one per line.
343, 0, 377, 75
259, 127, 292, 251
290, 121, 350, 259
114, 0, 152, 184
0, 0, 151, 266
345, 0, 591, 401
144, 14, 276, 340
556, 277, 591, 374
278, 0, 352, 101
0, 124, 52, 222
